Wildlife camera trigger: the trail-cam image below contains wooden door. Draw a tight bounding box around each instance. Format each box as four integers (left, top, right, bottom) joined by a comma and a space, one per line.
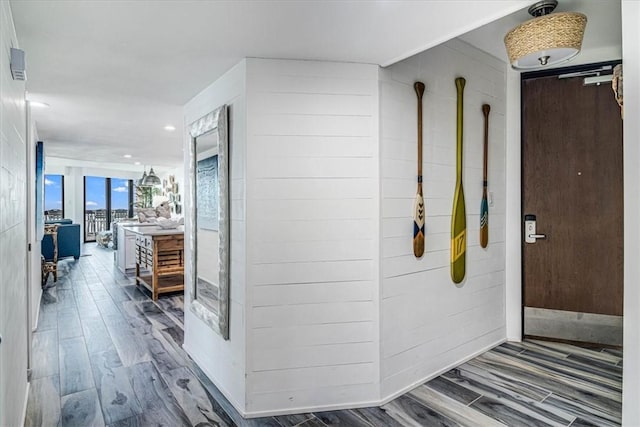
522, 73, 623, 344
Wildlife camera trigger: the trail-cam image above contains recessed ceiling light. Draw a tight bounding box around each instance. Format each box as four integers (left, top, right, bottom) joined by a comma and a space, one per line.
30, 101, 50, 108
123, 154, 132, 158
164, 125, 176, 132
134, 161, 141, 165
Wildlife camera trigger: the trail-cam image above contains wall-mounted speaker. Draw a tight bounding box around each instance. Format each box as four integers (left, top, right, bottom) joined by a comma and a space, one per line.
10, 48, 26, 81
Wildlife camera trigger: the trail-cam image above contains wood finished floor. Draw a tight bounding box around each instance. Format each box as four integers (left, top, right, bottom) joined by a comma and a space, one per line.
26, 244, 623, 427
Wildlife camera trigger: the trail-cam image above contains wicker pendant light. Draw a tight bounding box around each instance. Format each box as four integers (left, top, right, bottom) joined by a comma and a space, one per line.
504, 0, 586, 70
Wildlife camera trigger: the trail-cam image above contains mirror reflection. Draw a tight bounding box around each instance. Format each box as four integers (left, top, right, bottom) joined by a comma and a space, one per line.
189, 104, 229, 339
195, 130, 220, 315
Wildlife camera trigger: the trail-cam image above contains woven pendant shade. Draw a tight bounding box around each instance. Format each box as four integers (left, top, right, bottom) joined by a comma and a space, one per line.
505, 11, 587, 70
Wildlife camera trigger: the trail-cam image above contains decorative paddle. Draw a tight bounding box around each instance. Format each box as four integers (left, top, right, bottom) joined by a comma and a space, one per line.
480, 104, 490, 249
451, 77, 466, 284
413, 82, 426, 258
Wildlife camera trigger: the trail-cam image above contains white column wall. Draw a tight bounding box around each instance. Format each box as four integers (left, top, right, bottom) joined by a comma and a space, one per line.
379, 39, 508, 399
183, 59, 248, 412
0, 1, 29, 425
244, 58, 381, 416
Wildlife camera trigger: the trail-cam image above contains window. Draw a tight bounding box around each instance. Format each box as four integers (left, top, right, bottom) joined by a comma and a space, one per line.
44, 174, 64, 220
84, 176, 134, 242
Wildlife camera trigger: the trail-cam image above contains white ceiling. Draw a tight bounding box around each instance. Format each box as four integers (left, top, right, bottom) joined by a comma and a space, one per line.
10, 0, 620, 171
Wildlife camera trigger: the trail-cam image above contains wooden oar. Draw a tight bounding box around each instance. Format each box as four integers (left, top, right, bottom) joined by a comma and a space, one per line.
480, 104, 490, 248
413, 81, 426, 258
451, 77, 466, 284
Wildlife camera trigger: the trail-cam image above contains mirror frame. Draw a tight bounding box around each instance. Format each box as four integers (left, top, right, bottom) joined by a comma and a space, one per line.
188, 105, 230, 340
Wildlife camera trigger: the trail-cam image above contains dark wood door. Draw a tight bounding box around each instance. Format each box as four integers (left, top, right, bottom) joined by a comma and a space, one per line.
522, 74, 623, 319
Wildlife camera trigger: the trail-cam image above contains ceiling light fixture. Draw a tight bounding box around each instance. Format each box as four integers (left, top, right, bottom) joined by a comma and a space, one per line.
504, 0, 587, 70
164, 125, 176, 132
142, 167, 161, 186
123, 154, 132, 158
134, 161, 141, 165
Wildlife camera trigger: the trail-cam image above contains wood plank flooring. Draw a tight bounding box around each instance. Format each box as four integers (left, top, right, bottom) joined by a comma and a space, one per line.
26, 244, 622, 426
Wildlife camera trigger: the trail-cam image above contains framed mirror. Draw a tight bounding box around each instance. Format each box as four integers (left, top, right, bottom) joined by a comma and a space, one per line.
189, 105, 229, 339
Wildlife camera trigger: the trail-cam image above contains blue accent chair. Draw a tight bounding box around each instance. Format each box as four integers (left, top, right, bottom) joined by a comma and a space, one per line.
41, 220, 81, 260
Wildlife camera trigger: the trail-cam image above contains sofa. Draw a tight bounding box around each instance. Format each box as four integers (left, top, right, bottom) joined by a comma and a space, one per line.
42, 219, 81, 260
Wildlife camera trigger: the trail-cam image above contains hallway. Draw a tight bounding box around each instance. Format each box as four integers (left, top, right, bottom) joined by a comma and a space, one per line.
26, 244, 622, 426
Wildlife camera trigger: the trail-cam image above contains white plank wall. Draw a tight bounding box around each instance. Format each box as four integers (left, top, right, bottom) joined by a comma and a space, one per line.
0, 1, 29, 424
183, 60, 248, 412
379, 39, 508, 399
244, 59, 380, 415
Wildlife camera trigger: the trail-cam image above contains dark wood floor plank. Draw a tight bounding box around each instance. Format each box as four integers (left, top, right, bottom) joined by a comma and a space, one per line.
128, 361, 191, 426
408, 385, 505, 427
60, 388, 105, 427
315, 410, 373, 426
162, 366, 231, 426
32, 329, 59, 379
544, 393, 621, 426
352, 407, 405, 427
145, 327, 189, 373
471, 396, 554, 427
101, 315, 151, 367
96, 365, 143, 425
274, 412, 314, 427
381, 395, 458, 427
36, 292, 58, 331
59, 336, 95, 396
81, 316, 117, 355
58, 308, 84, 340
442, 368, 575, 426
25, 375, 61, 427
423, 375, 481, 405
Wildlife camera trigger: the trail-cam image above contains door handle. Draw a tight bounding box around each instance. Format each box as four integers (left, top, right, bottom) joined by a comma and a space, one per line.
528, 234, 546, 239
524, 214, 546, 243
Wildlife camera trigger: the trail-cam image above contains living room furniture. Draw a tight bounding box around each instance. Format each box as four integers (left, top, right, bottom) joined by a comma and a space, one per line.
114, 221, 155, 274
127, 225, 184, 300
41, 220, 81, 260
96, 230, 112, 248
41, 224, 59, 286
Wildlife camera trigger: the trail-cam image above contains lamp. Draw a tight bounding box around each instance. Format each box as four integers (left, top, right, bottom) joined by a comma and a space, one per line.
143, 167, 161, 186
138, 169, 149, 187
504, 0, 586, 70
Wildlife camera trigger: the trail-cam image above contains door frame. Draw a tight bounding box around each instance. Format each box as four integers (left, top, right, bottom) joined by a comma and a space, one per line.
519, 59, 623, 341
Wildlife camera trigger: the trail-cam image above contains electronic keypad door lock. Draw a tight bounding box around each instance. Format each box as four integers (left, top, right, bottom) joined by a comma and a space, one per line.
524, 214, 546, 244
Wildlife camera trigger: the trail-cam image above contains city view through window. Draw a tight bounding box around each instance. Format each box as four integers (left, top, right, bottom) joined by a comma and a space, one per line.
84, 176, 133, 241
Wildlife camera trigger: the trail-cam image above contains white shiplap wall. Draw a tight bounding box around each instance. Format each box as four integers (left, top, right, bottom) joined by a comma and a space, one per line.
0, 1, 29, 424
183, 60, 248, 412
244, 59, 380, 416
380, 39, 507, 399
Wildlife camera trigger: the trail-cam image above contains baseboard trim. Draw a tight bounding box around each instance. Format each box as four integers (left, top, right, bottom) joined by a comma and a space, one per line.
32, 288, 42, 332
20, 382, 30, 427
186, 337, 508, 419
243, 397, 383, 419
378, 337, 507, 406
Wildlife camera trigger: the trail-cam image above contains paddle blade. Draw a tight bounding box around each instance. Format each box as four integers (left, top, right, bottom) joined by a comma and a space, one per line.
451, 185, 466, 284
413, 193, 425, 257
480, 194, 488, 248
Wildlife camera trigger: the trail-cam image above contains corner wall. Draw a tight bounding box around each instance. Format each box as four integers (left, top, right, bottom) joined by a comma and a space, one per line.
244, 58, 381, 416
183, 59, 248, 412
0, 1, 29, 424
379, 39, 507, 399
622, 0, 640, 424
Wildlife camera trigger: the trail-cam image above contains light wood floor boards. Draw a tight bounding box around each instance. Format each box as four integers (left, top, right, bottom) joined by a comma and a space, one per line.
26, 244, 622, 426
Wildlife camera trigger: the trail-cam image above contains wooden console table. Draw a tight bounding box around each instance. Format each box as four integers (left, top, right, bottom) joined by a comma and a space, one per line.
125, 226, 185, 300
